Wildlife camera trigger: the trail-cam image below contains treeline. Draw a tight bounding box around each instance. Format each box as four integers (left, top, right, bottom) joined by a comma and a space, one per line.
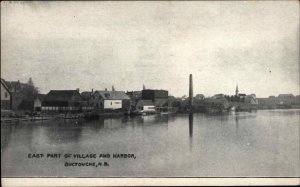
224, 95, 245, 102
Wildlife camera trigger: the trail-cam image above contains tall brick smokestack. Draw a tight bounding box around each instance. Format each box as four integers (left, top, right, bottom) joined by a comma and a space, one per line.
189, 74, 193, 110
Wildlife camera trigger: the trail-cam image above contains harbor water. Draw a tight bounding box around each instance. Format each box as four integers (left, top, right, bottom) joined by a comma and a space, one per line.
1, 109, 299, 177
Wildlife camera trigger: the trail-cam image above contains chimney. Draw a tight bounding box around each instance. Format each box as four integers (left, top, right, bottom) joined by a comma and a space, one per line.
105, 88, 107, 91
76, 88, 80, 93
92, 88, 94, 93
189, 74, 193, 109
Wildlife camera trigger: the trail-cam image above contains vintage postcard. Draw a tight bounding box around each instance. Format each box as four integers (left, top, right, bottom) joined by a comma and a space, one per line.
1, 1, 299, 186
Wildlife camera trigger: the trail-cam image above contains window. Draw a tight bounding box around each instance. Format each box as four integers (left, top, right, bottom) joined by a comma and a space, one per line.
5, 92, 8, 98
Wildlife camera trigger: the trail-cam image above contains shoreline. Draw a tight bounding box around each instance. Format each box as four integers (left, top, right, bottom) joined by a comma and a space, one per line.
1, 108, 299, 124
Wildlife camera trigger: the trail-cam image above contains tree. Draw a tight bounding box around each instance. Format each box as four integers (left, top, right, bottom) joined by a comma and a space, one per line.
28, 77, 34, 87
24, 77, 39, 99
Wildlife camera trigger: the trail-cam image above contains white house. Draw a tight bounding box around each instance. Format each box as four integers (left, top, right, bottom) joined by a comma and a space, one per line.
1, 79, 12, 110
136, 100, 156, 112
92, 90, 130, 110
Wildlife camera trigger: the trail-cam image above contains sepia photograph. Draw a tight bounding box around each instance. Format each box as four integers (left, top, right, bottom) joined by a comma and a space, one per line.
1, 1, 299, 186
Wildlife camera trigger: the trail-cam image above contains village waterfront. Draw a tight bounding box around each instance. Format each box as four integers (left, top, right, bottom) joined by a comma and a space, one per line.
1, 109, 299, 177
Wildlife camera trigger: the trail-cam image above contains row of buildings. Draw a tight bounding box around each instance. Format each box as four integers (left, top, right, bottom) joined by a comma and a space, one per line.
1, 78, 169, 114
257, 94, 300, 109
1, 78, 299, 114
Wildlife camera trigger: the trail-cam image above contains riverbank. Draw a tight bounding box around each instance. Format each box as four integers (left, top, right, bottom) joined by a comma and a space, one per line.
2, 107, 300, 124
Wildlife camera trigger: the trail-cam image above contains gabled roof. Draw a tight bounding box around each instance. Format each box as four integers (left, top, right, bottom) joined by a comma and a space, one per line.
81, 91, 93, 100
44, 90, 83, 101
94, 91, 130, 100
3, 80, 27, 91
1, 78, 10, 92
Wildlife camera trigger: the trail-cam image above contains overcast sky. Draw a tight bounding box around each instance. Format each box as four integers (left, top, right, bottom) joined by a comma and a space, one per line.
1, 1, 299, 97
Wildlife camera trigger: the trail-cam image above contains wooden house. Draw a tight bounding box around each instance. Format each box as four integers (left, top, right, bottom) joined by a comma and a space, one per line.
42, 90, 84, 112
91, 90, 130, 111
1, 79, 12, 110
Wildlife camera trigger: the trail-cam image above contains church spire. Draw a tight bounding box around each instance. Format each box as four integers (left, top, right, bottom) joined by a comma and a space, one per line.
235, 85, 239, 96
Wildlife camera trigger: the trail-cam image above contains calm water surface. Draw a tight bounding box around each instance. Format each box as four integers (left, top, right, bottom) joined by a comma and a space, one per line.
1, 109, 299, 177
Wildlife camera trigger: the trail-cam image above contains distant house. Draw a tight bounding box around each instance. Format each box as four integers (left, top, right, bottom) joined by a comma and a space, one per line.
212, 94, 224, 99
244, 94, 258, 105
136, 100, 156, 112
1, 79, 12, 110
34, 94, 46, 111
92, 90, 130, 111
141, 89, 168, 107
257, 97, 277, 109
296, 95, 300, 105
194, 94, 205, 100
80, 90, 95, 111
81, 91, 93, 100
278, 94, 295, 99
4, 80, 27, 93
126, 91, 142, 100
4, 80, 29, 110
238, 93, 247, 98
42, 90, 84, 112
277, 94, 296, 105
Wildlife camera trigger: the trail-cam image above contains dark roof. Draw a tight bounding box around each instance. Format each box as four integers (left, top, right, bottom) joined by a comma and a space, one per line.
278, 94, 295, 97
1, 78, 10, 92
95, 91, 130, 100
143, 89, 168, 91
138, 100, 154, 106
126, 91, 142, 96
3, 80, 27, 91
3, 80, 19, 90
81, 91, 93, 100
44, 90, 83, 101
212, 94, 224, 99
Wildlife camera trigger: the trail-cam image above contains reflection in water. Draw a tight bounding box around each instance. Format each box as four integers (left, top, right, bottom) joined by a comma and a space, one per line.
1, 125, 13, 152
45, 121, 83, 144
189, 113, 193, 151
235, 113, 239, 134
83, 118, 105, 131
135, 115, 169, 125
1, 109, 299, 177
